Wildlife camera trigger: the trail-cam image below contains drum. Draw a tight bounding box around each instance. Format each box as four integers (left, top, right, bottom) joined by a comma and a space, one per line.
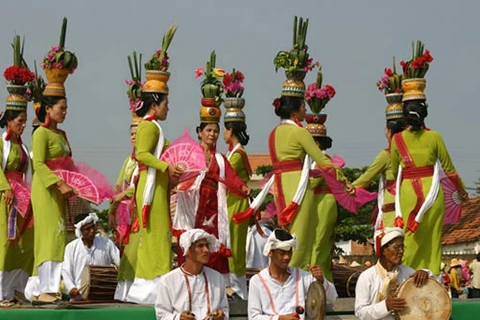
305, 281, 326, 320
331, 264, 363, 297
396, 278, 451, 320
79, 265, 118, 300
246, 268, 261, 283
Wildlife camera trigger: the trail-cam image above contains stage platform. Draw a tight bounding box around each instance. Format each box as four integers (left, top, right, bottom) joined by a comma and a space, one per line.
0, 299, 479, 320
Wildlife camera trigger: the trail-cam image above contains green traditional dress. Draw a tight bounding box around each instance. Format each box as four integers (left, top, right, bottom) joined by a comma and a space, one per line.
268, 121, 343, 270
111, 155, 139, 294
352, 149, 396, 228
391, 129, 464, 274
310, 171, 337, 283
226, 144, 251, 298
31, 127, 71, 271
0, 140, 34, 300
133, 120, 171, 280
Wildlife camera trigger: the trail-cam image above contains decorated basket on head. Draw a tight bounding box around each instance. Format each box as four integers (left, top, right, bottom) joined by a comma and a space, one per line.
143, 23, 177, 101
195, 51, 225, 123
222, 68, 246, 123
273, 16, 317, 101
126, 50, 144, 125
305, 68, 335, 141
376, 57, 404, 121
41, 17, 78, 98
3, 35, 35, 118
26, 62, 46, 128
399, 40, 433, 102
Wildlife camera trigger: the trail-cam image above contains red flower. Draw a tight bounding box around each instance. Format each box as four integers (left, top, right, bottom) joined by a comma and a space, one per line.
325, 84, 336, 98
400, 60, 409, 71
422, 50, 433, 63
384, 68, 394, 77
222, 73, 232, 86
156, 49, 162, 56
235, 70, 245, 82
411, 57, 424, 70
272, 98, 281, 109
3, 66, 35, 84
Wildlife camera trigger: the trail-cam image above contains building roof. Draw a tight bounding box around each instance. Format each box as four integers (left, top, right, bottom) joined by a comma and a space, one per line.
442, 197, 480, 245
247, 154, 272, 172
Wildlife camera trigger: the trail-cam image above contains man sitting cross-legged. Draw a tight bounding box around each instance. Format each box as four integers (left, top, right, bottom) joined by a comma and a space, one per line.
248, 229, 338, 320
62, 212, 120, 300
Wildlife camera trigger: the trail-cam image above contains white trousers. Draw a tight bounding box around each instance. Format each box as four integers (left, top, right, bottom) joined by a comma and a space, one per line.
114, 280, 133, 301
0, 269, 29, 301
24, 261, 62, 301
126, 276, 161, 304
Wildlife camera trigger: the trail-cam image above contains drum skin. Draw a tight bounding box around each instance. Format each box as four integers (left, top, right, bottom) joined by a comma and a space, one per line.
396, 278, 451, 320
305, 281, 326, 320
80, 265, 118, 300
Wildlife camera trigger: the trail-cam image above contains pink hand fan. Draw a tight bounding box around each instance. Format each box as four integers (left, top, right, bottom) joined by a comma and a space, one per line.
441, 172, 463, 225
320, 167, 377, 214
330, 155, 346, 168
261, 201, 277, 222
160, 130, 207, 181
115, 199, 132, 245
74, 162, 114, 200
9, 179, 30, 216
55, 170, 101, 205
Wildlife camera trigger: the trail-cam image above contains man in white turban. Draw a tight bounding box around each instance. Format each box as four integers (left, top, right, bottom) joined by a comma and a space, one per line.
248, 229, 337, 320
61, 213, 120, 300
155, 229, 228, 320
355, 227, 431, 319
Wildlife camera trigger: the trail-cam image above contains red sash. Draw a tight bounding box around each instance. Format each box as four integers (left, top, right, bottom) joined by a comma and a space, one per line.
393, 134, 433, 232
234, 148, 253, 177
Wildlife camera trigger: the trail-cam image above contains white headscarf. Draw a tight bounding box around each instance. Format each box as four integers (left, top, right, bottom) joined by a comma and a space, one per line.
263, 229, 298, 256
179, 229, 220, 256
374, 227, 404, 257
74, 212, 99, 238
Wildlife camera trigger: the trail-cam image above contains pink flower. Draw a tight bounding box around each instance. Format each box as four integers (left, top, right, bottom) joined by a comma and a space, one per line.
52, 62, 63, 69
52, 45, 61, 52
195, 68, 204, 78
40, 62, 46, 69
47, 52, 56, 60
125, 79, 135, 85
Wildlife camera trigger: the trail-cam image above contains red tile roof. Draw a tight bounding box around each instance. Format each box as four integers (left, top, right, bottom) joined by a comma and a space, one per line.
442, 197, 480, 245
247, 154, 272, 172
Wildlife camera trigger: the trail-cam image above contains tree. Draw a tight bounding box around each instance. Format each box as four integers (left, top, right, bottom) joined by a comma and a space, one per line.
93, 207, 111, 234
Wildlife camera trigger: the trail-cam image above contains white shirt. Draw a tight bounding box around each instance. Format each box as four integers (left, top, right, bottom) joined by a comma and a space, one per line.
246, 225, 272, 269
62, 236, 120, 292
248, 267, 338, 320
155, 266, 229, 320
354, 264, 415, 320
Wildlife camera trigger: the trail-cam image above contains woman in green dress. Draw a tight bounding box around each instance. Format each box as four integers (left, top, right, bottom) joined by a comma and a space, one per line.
391, 99, 467, 275
308, 131, 339, 283
110, 119, 140, 301
269, 95, 352, 270
0, 108, 34, 301
126, 83, 183, 304
223, 119, 251, 300
29, 94, 75, 303
353, 114, 406, 230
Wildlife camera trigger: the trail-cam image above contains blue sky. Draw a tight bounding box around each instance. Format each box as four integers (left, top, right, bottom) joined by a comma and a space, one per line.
1, 0, 478, 195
